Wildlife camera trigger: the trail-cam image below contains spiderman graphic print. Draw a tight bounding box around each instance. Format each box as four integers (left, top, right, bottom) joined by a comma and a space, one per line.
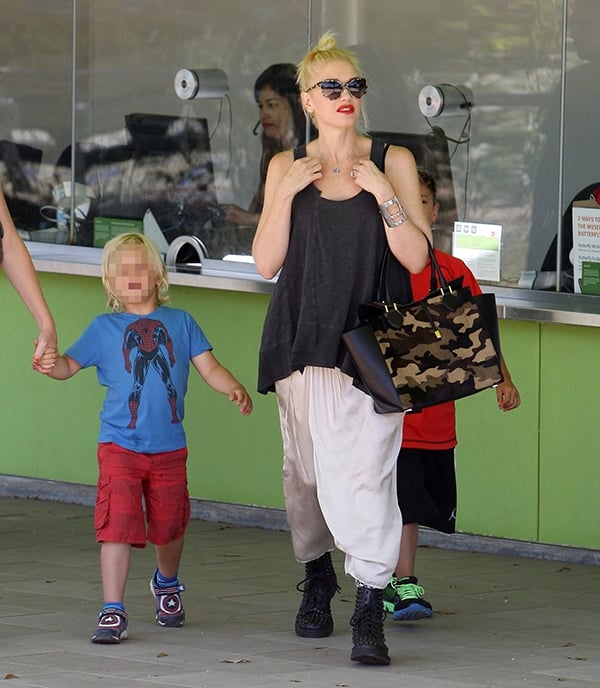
123, 318, 179, 429
65, 307, 212, 453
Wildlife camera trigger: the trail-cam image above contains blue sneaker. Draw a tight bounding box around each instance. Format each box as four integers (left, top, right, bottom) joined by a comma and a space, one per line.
150, 570, 185, 627
91, 607, 128, 643
383, 575, 433, 621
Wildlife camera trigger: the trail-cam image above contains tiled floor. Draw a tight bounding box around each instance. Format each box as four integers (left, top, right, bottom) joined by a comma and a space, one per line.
1, 497, 599, 687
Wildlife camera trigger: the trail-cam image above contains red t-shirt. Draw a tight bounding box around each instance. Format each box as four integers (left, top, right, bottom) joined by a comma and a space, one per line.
402, 250, 482, 450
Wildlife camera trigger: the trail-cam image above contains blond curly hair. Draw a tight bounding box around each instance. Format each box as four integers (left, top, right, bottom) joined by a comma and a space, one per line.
101, 232, 170, 311
296, 31, 362, 92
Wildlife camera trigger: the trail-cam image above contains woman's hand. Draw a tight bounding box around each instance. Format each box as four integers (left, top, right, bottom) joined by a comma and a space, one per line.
33, 343, 58, 374
279, 155, 323, 198
221, 204, 259, 227
349, 158, 393, 203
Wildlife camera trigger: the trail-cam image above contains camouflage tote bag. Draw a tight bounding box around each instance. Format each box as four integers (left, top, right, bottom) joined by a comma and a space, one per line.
343, 242, 503, 414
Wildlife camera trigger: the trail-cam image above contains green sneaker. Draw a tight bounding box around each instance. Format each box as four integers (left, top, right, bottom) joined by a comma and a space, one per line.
383, 575, 433, 621
383, 575, 400, 614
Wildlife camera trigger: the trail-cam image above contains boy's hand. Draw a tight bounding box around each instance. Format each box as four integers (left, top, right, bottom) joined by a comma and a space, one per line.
496, 380, 520, 411
33, 342, 58, 374
229, 386, 253, 416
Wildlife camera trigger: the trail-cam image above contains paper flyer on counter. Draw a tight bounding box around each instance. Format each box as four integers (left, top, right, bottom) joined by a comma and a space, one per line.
452, 222, 502, 282
572, 201, 600, 294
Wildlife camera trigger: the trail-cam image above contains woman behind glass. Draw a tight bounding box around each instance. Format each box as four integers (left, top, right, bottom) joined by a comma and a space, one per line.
223, 63, 312, 227
253, 33, 431, 666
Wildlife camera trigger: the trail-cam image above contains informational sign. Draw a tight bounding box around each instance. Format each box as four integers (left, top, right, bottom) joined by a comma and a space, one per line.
572, 201, 600, 294
452, 222, 502, 282
93, 217, 142, 248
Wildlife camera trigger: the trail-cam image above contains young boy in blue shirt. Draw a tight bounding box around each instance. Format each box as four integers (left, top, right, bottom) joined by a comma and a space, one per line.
37, 232, 252, 643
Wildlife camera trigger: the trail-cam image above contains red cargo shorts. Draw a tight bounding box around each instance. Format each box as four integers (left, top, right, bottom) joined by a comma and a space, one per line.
95, 442, 190, 547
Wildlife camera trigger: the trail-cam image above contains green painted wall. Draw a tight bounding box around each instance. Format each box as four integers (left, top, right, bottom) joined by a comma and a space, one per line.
2, 270, 600, 551
455, 321, 540, 541
538, 323, 600, 550
456, 318, 600, 550
1, 271, 284, 508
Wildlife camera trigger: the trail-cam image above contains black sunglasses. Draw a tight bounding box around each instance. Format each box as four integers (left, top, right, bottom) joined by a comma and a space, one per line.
305, 77, 368, 100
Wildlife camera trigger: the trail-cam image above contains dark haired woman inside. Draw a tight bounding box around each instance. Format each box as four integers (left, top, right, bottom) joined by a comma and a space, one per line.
223, 63, 313, 227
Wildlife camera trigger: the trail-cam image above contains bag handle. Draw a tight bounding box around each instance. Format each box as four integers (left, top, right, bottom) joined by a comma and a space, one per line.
378, 236, 450, 304
426, 240, 449, 291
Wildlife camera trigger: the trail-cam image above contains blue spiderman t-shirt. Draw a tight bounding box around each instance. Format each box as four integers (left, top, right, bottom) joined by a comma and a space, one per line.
66, 306, 212, 453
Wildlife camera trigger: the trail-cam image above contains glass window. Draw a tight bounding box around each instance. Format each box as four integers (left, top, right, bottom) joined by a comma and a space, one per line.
312, 0, 564, 288
2, 0, 310, 268
70, 0, 311, 268
554, 0, 600, 294
3, 0, 596, 297
0, 1, 73, 242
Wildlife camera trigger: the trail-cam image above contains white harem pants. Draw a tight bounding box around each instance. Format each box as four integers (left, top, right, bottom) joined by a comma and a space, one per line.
275, 366, 404, 589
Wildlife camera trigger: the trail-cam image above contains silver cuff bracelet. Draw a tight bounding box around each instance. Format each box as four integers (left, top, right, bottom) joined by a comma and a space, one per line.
379, 195, 408, 227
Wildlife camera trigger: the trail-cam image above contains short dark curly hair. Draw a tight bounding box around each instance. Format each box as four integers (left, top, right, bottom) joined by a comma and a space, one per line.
417, 167, 437, 203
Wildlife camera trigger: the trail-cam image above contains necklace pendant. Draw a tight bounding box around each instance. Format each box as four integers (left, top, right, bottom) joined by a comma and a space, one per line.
332, 166, 341, 174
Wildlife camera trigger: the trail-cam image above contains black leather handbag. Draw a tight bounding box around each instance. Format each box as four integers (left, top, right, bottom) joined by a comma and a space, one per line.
343, 241, 503, 414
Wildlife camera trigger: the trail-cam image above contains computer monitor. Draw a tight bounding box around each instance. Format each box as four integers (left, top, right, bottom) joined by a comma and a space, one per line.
0, 140, 45, 232
125, 112, 211, 160
368, 126, 458, 251
73, 113, 221, 246
124, 112, 217, 203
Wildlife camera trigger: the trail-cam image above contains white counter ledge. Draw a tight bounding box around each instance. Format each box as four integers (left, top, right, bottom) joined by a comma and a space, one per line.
27, 242, 600, 326
27, 242, 276, 296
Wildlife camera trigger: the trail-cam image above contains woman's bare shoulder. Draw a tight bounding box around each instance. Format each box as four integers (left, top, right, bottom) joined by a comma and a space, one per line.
385, 143, 417, 161
383, 143, 418, 171
268, 148, 296, 174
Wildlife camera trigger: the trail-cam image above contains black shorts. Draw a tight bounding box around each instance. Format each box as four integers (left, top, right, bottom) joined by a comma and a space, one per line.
396, 447, 457, 534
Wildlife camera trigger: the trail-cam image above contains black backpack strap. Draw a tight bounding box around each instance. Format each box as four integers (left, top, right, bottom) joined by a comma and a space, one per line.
370, 137, 387, 172
294, 144, 307, 161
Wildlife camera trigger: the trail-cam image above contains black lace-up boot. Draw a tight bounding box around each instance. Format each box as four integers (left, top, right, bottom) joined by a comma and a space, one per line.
350, 584, 390, 665
295, 552, 339, 638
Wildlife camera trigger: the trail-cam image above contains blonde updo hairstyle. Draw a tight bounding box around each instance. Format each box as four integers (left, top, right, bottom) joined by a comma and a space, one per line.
297, 31, 368, 131
101, 232, 170, 311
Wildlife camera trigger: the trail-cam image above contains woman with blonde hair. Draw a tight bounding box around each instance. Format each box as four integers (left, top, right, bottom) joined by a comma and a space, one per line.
253, 32, 431, 665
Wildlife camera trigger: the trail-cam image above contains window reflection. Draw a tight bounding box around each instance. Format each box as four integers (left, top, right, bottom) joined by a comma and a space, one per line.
51, 114, 223, 251
1, 0, 596, 293
529, 0, 600, 291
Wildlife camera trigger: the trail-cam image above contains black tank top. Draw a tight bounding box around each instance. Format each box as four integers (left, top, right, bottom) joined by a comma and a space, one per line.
257, 138, 389, 394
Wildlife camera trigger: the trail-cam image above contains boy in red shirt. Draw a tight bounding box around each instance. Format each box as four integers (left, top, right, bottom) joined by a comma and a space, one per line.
383, 170, 521, 621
